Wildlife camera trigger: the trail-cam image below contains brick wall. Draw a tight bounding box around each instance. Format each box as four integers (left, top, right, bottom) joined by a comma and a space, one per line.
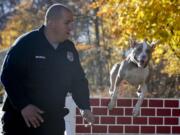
76, 98, 180, 134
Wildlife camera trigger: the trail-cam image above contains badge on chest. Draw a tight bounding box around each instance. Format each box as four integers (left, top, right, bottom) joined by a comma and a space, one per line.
66, 51, 74, 62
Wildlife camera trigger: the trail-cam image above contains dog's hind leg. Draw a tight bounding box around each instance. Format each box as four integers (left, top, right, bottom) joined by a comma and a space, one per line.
108, 75, 122, 110
109, 63, 120, 96
132, 83, 147, 116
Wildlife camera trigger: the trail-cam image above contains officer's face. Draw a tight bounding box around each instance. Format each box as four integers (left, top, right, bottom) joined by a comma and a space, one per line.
53, 10, 73, 42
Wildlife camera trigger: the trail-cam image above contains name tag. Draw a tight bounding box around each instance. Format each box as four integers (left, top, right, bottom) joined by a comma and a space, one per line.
35, 56, 46, 59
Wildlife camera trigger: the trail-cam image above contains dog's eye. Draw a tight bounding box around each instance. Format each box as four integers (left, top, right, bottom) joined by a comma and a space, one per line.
137, 48, 142, 52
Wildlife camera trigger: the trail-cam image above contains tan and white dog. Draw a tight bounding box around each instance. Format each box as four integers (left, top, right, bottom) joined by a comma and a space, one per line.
108, 39, 160, 116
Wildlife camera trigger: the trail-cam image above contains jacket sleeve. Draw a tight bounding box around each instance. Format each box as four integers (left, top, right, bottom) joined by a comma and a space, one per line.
1, 45, 30, 111
70, 46, 90, 110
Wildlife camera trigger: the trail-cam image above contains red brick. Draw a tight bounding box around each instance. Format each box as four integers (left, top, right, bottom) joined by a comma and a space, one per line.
165, 118, 178, 125
83, 119, 89, 124
142, 99, 148, 107
172, 109, 180, 116
109, 126, 123, 133
90, 99, 100, 106
149, 117, 163, 125
141, 126, 155, 133
156, 126, 171, 133
141, 108, 155, 116
125, 108, 133, 115
133, 99, 148, 107
76, 108, 81, 115
95, 116, 100, 124
109, 108, 124, 115
133, 117, 147, 124
93, 108, 108, 115
101, 98, 110, 106
172, 126, 180, 133
125, 126, 139, 133
76, 125, 91, 133
117, 99, 132, 107
101, 117, 115, 124
92, 125, 107, 133
117, 117, 132, 124
76, 116, 83, 124
149, 100, 163, 107
165, 100, 179, 107
157, 109, 171, 116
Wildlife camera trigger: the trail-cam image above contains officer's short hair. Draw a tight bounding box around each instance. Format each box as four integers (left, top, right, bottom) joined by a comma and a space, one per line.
44, 3, 72, 25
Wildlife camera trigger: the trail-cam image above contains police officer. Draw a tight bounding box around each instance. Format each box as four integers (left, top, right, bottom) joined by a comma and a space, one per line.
1, 3, 95, 135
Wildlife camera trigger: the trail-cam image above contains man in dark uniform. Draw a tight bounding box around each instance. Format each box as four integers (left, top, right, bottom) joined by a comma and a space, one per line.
0, 3, 95, 135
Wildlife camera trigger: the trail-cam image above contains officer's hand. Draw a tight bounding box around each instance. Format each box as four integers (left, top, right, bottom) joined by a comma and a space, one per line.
80, 109, 95, 126
21, 104, 44, 128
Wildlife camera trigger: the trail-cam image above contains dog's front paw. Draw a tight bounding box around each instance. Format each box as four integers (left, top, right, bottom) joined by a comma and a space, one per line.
132, 107, 140, 117
108, 100, 116, 110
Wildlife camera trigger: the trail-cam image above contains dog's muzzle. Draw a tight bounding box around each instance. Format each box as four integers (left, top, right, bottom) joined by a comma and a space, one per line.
138, 55, 148, 68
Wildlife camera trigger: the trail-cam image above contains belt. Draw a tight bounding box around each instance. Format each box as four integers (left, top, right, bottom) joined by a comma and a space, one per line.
43, 107, 69, 118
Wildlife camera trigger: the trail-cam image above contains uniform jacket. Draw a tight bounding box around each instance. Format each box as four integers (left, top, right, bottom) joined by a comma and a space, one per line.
1, 25, 90, 113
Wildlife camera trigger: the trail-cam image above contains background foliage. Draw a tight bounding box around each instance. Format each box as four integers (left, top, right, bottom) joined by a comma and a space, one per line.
0, 0, 179, 98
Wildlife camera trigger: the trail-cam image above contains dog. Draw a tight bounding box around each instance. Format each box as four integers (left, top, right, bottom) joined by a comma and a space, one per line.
108, 39, 160, 116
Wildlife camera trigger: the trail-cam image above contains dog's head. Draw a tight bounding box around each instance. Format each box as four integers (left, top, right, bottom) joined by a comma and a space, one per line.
128, 39, 160, 68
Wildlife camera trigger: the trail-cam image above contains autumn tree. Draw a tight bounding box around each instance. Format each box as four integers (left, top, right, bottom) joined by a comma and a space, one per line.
90, 0, 179, 73
0, 0, 179, 97
88, 0, 180, 97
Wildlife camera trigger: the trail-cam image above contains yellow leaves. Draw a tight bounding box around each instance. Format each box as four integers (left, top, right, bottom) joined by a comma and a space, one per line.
151, 23, 156, 27
137, 11, 144, 19
112, 26, 117, 33
152, 44, 165, 64
9, 30, 18, 37
0, 1, 43, 50
75, 43, 94, 52
154, 58, 160, 64
16, 0, 33, 10
88, 0, 105, 9
97, 5, 115, 17
159, 30, 170, 38
89, 0, 179, 76
152, 41, 180, 76
169, 35, 180, 58
162, 56, 180, 76
154, 47, 164, 56
88, 2, 99, 9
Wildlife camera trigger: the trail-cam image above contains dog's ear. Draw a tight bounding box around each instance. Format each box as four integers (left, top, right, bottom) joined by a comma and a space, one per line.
150, 40, 161, 50
144, 38, 148, 42
129, 38, 137, 48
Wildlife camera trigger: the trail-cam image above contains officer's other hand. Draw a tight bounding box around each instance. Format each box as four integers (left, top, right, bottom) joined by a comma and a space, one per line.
21, 104, 44, 128
80, 109, 95, 126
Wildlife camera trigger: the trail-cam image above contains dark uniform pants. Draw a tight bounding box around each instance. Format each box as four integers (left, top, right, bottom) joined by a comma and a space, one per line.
1, 111, 65, 135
